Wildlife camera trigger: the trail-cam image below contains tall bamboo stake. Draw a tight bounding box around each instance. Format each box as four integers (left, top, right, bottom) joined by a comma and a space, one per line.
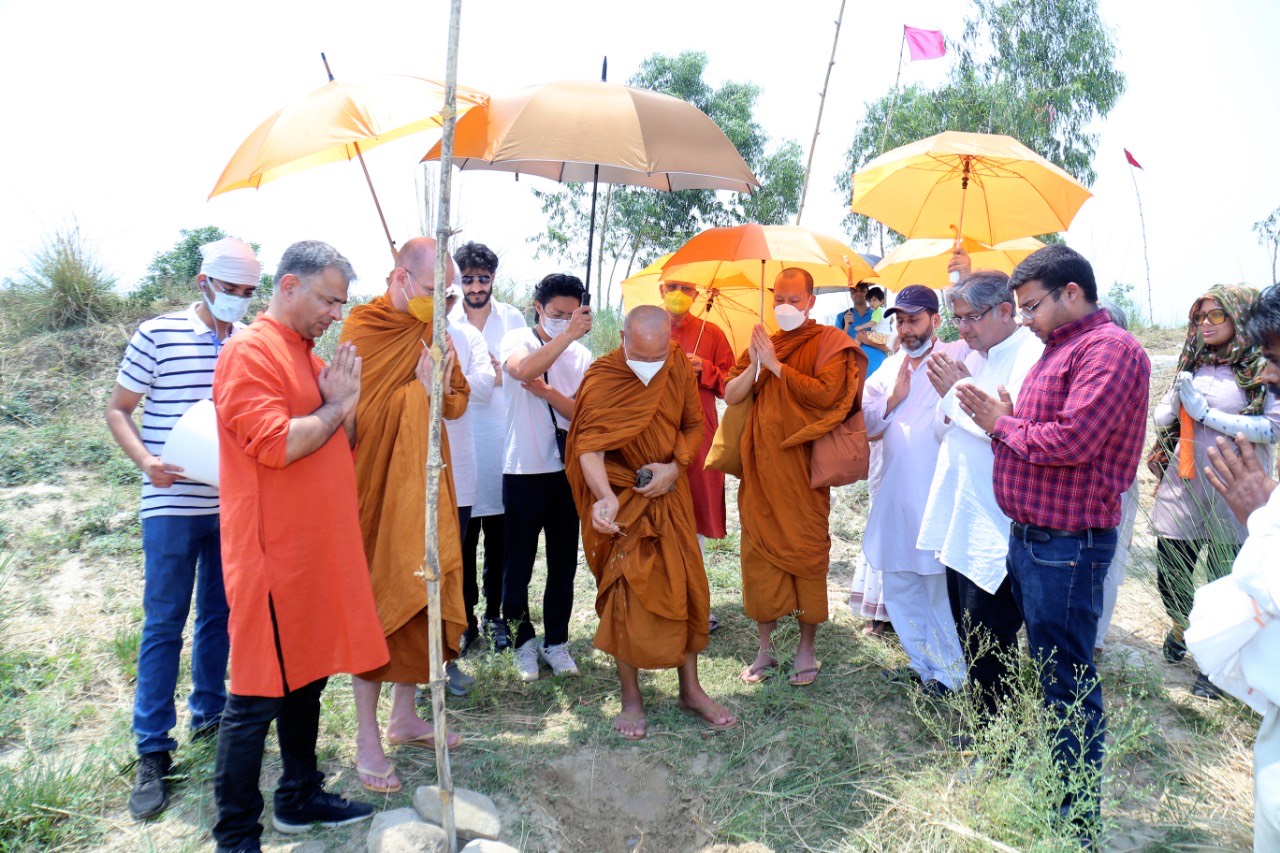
796, 0, 846, 225
424, 1, 463, 850
1125, 157, 1154, 323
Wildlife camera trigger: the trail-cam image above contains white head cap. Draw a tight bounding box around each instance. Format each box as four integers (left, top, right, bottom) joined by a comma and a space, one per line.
199, 237, 261, 285
445, 283, 463, 301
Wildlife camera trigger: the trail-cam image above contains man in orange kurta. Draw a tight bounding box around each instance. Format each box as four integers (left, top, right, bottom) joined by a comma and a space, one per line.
339, 237, 469, 794
724, 268, 862, 688
566, 306, 736, 740
212, 241, 389, 850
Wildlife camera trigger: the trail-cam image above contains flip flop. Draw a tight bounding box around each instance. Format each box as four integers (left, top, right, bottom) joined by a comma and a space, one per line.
386, 730, 464, 751
708, 614, 721, 633
356, 763, 402, 794
679, 704, 738, 732
739, 658, 778, 685
613, 710, 647, 741
788, 661, 823, 687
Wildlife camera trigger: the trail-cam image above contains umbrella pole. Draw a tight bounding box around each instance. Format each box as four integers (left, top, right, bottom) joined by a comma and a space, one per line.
424, 2, 463, 850
584, 164, 600, 303
949, 160, 970, 284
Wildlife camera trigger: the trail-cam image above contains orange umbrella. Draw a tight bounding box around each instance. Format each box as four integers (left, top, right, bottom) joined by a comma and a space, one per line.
423, 78, 759, 295
210, 64, 486, 256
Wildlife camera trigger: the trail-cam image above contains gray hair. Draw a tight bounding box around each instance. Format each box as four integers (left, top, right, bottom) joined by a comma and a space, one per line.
1099, 298, 1129, 330
274, 240, 357, 287
945, 269, 1013, 313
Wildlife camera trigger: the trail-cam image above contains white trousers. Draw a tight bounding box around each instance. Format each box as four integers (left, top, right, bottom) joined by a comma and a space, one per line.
1258, 705, 1280, 850
881, 571, 964, 689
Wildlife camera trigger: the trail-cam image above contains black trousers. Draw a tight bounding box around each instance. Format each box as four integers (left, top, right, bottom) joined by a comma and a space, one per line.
212, 676, 327, 850
946, 567, 1023, 721
502, 471, 579, 648
1156, 536, 1238, 630
463, 513, 505, 627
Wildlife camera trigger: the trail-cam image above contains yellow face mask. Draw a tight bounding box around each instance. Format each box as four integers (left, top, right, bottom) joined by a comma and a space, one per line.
664, 289, 694, 315
407, 295, 434, 325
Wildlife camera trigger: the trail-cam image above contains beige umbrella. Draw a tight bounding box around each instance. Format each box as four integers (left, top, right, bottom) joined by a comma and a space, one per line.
873, 236, 1045, 289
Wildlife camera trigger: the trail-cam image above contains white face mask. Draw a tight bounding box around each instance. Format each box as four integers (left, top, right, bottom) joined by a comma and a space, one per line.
202, 280, 252, 324
626, 355, 666, 386
903, 338, 934, 359
542, 316, 569, 337
774, 303, 806, 332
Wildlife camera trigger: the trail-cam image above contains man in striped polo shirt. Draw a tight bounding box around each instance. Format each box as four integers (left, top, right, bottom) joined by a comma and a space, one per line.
105, 236, 261, 819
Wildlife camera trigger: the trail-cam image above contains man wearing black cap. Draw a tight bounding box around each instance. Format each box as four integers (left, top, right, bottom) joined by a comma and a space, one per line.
862, 285, 967, 695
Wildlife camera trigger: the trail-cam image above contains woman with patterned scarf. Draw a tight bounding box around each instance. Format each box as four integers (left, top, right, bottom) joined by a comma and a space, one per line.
1149, 284, 1280, 697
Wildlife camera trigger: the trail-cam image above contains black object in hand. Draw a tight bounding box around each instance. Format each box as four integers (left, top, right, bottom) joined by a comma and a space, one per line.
635, 468, 653, 488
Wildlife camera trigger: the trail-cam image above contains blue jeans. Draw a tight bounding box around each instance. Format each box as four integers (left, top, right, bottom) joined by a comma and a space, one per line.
1006, 526, 1116, 831
134, 513, 229, 755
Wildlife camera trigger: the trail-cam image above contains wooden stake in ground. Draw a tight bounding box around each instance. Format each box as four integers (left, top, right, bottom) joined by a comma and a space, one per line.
422, 0, 463, 850
796, 0, 846, 225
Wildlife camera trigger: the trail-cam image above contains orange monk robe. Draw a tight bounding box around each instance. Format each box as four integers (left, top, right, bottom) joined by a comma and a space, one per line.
728, 320, 862, 626
215, 316, 389, 697
565, 343, 709, 670
671, 314, 734, 540
339, 296, 470, 683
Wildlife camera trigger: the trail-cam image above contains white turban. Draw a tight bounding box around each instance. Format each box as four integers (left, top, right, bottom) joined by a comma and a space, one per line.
445, 283, 462, 300
199, 237, 261, 285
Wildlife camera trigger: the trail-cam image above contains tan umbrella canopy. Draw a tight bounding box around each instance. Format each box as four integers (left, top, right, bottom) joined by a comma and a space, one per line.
874, 236, 1045, 289
423, 78, 759, 294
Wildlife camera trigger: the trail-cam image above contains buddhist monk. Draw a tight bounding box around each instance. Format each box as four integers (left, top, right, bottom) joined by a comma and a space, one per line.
567, 305, 736, 740
723, 267, 863, 687
212, 240, 388, 850
339, 237, 469, 794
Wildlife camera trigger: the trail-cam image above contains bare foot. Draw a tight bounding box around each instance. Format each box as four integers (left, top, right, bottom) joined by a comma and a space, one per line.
790, 645, 820, 686
678, 694, 736, 730
739, 652, 777, 684
354, 739, 401, 792
614, 700, 647, 740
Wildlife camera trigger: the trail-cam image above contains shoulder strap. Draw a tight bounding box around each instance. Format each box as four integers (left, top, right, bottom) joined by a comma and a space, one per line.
532, 329, 560, 429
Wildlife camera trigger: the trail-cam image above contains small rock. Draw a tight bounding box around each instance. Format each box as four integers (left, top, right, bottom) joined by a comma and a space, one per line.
367, 806, 448, 853
414, 785, 501, 841
460, 842, 519, 853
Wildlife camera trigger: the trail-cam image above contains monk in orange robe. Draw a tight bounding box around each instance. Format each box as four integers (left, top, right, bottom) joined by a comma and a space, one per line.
566, 306, 736, 740
212, 240, 388, 849
724, 268, 862, 688
338, 237, 469, 794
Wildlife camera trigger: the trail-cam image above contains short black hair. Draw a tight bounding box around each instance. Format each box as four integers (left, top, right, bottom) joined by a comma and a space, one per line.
1246, 285, 1280, 348
1010, 244, 1097, 302
453, 241, 498, 274
533, 273, 585, 307
866, 286, 885, 302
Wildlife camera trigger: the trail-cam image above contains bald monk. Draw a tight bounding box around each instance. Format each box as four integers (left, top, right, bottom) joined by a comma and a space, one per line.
212, 240, 387, 849
724, 267, 863, 687
339, 237, 468, 794
567, 306, 736, 740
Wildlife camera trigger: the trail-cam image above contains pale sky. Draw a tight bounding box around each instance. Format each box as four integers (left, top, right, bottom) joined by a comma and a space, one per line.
1, 0, 1277, 326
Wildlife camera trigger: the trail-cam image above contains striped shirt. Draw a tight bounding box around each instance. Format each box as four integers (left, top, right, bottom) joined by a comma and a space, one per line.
115, 304, 242, 518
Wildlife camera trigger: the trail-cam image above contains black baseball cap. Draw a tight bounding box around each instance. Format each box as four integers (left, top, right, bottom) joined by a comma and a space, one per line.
885, 284, 939, 317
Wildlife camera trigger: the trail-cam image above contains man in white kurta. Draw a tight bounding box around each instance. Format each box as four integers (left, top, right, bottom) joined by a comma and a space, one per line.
862, 285, 967, 693
916, 272, 1043, 718
449, 242, 529, 652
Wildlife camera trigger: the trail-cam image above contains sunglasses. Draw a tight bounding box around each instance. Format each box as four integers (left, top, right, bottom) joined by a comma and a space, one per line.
1193, 309, 1228, 326
461, 274, 493, 285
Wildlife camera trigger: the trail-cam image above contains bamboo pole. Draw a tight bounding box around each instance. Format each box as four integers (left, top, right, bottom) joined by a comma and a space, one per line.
1125, 157, 1154, 323
796, 0, 846, 225
423, 1, 463, 850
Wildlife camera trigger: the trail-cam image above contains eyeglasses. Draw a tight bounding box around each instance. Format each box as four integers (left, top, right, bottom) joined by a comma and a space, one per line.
954, 307, 993, 327
1193, 308, 1228, 326
1017, 286, 1063, 321
460, 274, 493, 285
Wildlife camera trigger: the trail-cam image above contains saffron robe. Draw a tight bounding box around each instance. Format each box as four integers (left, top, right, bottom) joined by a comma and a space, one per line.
671, 314, 735, 540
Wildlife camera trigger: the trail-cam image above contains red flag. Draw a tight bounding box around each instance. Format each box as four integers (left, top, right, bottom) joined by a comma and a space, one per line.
904, 25, 946, 61
1124, 148, 1144, 170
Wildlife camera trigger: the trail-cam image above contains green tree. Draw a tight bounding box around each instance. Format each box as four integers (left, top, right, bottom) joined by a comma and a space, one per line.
1253, 206, 1280, 286
837, 0, 1125, 251
529, 52, 804, 304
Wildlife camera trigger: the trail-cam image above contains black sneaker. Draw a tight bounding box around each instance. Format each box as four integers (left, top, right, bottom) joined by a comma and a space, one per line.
1162, 630, 1188, 663
128, 751, 172, 820
1192, 672, 1225, 700
191, 722, 220, 744
920, 679, 953, 699
459, 625, 484, 657
271, 789, 375, 834
485, 618, 511, 652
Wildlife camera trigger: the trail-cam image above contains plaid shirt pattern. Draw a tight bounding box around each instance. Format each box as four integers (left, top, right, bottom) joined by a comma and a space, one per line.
992, 309, 1151, 530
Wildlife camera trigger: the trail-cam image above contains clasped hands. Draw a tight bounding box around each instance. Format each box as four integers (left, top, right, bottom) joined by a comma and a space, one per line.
955, 381, 1014, 433
748, 324, 781, 375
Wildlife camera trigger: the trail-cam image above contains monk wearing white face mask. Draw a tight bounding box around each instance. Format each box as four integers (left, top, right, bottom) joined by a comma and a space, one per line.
723, 268, 864, 687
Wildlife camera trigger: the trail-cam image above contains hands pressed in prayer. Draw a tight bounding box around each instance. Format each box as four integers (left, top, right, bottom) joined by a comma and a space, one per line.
320, 341, 362, 415
1176, 371, 1210, 422
956, 382, 1014, 433
925, 351, 970, 397
415, 341, 456, 396
750, 324, 781, 375
1205, 432, 1278, 524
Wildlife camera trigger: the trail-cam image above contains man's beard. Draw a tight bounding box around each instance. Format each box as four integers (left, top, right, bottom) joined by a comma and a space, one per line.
465, 289, 491, 308
899, 332, 928, 351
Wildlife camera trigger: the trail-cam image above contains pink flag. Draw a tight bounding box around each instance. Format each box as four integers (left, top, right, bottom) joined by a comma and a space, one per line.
904, 25, 946, 61
1124, 148, 1144, 170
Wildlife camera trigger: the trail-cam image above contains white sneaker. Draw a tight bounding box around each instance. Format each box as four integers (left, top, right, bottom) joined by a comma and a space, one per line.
513, 638, 540, 682
540, 641, 580, 677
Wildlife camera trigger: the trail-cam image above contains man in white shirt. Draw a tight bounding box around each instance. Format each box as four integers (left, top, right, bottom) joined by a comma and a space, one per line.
499, 273, 594, 682
917, 270, 1043, 723
449, 242, 529, 653
863, 285, 967, 695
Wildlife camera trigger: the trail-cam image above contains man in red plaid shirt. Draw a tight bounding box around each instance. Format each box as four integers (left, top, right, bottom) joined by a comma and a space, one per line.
957, 244, 1150, 841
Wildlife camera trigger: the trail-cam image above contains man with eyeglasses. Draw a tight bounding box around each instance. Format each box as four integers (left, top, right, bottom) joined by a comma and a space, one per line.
916, 270, 1043, 733
106, 236, 259, 819
499, 273, 593, 682
956, 244, 1150, 841
448, 242, 529, 654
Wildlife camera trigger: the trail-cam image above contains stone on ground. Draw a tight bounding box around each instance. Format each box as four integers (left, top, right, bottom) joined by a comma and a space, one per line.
367, 806, 449, 853
414, 785, 501, 840
460, 841, 519, 853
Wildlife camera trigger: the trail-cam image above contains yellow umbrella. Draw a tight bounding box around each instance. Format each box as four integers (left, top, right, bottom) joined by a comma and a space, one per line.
850, 131, 1091, 245
210, 69, 486, 255
874, 236, 1045, 289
